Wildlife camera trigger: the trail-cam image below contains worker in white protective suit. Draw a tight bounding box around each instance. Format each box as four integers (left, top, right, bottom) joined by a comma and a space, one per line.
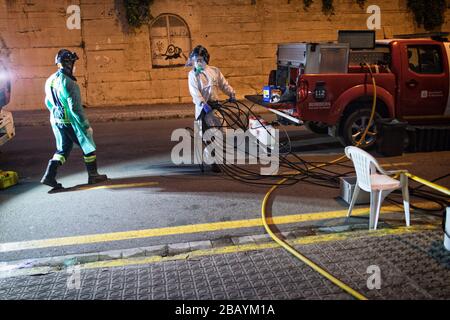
187, 45, 236, 173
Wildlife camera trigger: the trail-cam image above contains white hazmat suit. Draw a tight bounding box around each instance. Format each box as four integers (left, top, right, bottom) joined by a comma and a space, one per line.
188, 63, 235, 168
188, 65, 235, 120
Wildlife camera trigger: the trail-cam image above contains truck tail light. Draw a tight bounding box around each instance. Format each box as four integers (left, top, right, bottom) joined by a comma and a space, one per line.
297, 78, 309, 103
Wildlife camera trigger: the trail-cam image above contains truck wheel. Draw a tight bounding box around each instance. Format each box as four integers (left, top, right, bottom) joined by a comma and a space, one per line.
340, 109, 380, 149
304, 121, 329, 134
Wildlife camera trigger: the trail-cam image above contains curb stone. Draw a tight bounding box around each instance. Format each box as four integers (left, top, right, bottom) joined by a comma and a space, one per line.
0, 223, 381, 276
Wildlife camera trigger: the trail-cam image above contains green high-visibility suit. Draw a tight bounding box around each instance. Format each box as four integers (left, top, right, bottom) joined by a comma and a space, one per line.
44, 70, 96, 163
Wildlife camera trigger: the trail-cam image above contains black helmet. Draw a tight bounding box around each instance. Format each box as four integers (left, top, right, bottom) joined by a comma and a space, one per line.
55, 49, 79, 68
188, 45, 210, 65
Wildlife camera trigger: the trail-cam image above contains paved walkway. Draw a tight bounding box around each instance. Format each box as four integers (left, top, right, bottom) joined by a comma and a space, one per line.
1, 224, 449, 300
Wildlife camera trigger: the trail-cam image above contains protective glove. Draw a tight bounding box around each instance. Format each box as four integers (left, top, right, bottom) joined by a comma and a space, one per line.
86, 127, 93, 137
228, 93, 236, 102
202, 103, 212, 114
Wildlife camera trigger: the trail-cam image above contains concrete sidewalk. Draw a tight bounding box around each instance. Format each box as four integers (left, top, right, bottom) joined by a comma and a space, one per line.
9, 101, 270, 127
10, 104, 194, 127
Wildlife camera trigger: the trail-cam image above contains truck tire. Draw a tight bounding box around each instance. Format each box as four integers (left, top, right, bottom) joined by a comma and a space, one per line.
304, 121, 328, 134
339, 109, 380, 149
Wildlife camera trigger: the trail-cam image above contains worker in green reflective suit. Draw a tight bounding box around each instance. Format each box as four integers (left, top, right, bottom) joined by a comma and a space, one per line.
41, 49, 107, 190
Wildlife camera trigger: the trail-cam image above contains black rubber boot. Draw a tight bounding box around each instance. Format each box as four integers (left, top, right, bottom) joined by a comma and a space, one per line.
40, 160, 63, 189
85, 160, 108, 184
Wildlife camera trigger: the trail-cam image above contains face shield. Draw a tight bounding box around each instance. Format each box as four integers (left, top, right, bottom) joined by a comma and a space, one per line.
190, 55, 207, 75
186, 45, 210, 73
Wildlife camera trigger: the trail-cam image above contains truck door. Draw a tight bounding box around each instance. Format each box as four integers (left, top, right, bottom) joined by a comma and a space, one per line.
399, 43, 448, 118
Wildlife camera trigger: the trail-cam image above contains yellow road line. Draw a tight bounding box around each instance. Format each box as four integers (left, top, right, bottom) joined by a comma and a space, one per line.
380, 162, 412, 168
0, 203, 434, 253
0, 224, 437, 278
77, 182, 159, 191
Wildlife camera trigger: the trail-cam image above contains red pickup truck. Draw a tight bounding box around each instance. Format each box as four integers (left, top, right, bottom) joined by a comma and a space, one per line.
251, 34, 450, 149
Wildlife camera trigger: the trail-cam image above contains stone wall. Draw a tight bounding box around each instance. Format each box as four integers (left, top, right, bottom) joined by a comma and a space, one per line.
1, 0, 449, 111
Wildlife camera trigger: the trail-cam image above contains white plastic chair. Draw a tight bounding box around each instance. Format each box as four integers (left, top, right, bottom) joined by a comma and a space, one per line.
345, 146, 410, 230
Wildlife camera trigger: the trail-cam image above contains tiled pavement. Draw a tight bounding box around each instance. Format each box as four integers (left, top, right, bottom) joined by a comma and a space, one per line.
1, 229, 449, 300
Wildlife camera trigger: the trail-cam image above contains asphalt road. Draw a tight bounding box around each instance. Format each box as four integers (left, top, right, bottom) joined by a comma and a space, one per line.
1, 117, 449, 262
